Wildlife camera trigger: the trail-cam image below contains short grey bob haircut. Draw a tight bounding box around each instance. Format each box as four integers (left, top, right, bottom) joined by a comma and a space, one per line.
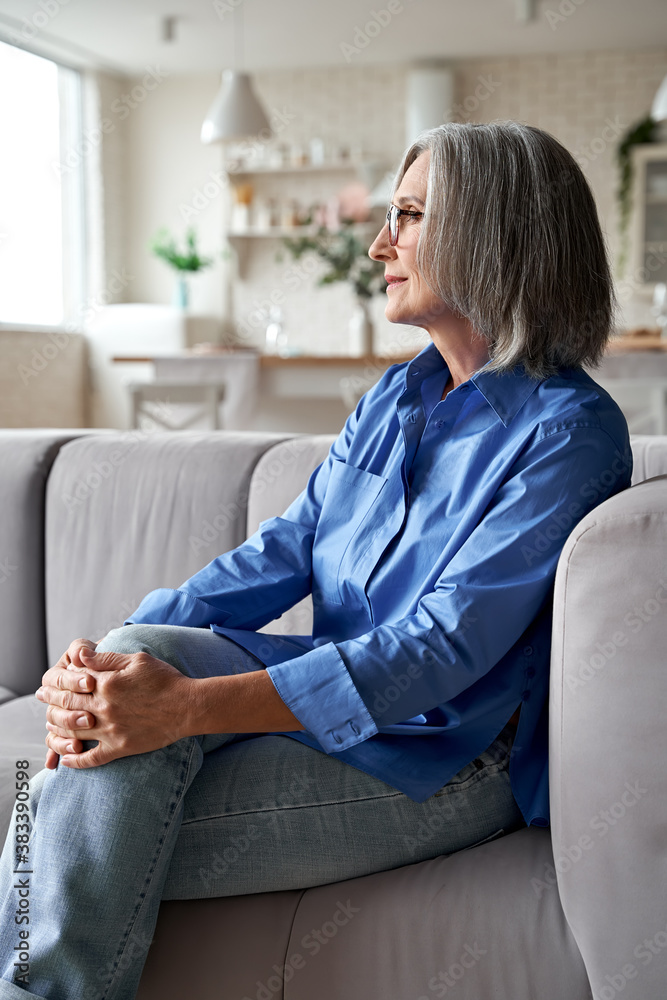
394, 121, 615, 379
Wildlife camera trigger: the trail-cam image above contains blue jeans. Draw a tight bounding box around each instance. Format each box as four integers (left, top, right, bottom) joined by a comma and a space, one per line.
0, 624, 525, 1000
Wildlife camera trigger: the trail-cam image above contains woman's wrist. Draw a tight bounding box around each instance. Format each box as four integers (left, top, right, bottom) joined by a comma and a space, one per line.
184, 671, 303, 738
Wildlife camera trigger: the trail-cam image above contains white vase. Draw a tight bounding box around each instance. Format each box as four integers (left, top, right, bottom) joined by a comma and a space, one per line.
348, 298, 374, 356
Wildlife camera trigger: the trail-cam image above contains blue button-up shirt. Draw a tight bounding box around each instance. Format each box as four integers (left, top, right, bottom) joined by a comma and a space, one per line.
127, 342, 632, 826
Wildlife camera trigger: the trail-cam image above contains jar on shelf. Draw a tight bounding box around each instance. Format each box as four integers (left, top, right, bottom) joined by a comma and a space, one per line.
268, 198, 280, 229
230, 182, 253, 231
231, 203, 249, 232
309, 137, 325, 166
252, 198, 272, 232
280, 199, 300, 229
289, 144, 308, 168
267, 145, 285, 169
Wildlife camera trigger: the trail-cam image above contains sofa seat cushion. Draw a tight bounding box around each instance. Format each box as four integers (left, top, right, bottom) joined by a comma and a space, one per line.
135, 827, 593, 1000
286, 826, 591, 1000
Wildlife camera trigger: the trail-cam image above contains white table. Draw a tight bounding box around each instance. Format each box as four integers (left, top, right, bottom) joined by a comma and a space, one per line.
113, 352, 413, 434
146, 352, 260, 431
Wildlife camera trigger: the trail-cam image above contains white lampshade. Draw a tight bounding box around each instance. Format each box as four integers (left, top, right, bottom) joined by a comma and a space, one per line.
201, 70, 270, 144
652, 74, 667, 123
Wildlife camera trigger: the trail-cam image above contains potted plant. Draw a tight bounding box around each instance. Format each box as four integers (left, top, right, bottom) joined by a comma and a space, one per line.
280, 222, 386, 355
150, 227, 214, 309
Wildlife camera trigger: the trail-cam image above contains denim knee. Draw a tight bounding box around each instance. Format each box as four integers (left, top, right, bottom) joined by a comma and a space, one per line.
94, 624, 195, 677
96, 624, 170, 657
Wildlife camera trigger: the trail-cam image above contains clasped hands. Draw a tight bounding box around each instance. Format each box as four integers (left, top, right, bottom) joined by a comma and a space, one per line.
36, 638, 197, 770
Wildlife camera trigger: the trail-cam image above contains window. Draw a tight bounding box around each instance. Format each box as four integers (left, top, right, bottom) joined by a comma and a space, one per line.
0, 40, 85, 327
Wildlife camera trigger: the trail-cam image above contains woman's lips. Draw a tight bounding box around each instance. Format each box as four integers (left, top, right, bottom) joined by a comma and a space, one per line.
386, 276, 407, 289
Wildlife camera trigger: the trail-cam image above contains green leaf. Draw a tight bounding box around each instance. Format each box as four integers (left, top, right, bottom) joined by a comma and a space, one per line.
150, 227, 214, 273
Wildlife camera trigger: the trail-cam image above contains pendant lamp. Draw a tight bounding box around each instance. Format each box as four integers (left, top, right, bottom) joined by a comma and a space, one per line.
201, 70, 269, 143
200, 2, 269, 144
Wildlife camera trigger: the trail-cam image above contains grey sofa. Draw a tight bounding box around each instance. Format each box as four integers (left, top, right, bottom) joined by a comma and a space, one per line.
1, 428, 666, 1000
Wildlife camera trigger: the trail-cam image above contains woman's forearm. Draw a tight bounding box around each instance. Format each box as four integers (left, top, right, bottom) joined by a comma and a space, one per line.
187, 671, 305, 737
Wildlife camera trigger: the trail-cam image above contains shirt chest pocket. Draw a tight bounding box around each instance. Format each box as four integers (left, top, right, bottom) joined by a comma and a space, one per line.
312, 460, 387, 607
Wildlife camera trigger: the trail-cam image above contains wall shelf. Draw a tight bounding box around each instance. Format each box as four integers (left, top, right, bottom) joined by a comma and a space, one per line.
228, 160, 371, 177
227, 223, 376, 239
222, 152, 385, 282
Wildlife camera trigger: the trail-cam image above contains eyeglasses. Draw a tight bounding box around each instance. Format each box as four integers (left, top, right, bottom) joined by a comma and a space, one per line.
386, 204, 423, 246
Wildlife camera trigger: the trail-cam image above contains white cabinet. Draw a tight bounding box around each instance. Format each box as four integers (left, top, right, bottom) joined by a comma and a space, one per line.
630, 142, 667, 286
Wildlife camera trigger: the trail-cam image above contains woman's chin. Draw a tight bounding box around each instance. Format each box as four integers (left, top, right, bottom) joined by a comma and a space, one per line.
384, 302, 413, 326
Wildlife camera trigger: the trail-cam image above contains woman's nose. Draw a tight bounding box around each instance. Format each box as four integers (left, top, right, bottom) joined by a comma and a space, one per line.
368, 221, 395, 261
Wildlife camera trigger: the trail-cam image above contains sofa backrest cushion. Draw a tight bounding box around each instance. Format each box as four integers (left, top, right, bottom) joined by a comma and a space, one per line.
246, 435, 335, 637
44, 431, 288, 664
246, 435, 336, 534
0, 431, 92, 695
629, 434, 667, 484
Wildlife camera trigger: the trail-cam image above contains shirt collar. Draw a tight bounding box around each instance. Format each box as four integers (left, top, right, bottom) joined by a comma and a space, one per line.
405, 341, 543, 427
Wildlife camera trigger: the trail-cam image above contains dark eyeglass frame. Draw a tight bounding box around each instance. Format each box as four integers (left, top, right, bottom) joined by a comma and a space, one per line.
386, 204, 423, 246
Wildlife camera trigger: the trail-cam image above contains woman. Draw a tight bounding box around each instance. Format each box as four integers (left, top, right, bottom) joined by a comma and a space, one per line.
0, 122, 631, 1000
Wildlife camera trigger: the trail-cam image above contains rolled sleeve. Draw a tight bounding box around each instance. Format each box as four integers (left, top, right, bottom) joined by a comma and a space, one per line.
266, 642, 378, 752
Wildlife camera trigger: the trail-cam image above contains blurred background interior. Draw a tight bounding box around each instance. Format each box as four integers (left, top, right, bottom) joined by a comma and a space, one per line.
1, 0, 667, 436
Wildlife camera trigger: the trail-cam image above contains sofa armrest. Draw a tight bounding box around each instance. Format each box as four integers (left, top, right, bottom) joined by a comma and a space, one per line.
550, 475, 667, 1000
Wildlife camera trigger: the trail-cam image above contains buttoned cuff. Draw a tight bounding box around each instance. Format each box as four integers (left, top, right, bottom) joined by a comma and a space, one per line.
266, 642, 378, 752
124, 588, 231, 629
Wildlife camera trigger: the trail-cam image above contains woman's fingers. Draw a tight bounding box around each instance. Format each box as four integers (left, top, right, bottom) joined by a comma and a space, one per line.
45, 707, 93, 732
45, 731, 83, 759
40, 662, 95, 694
67, 637, 98, 669
39, 638, 100, 767
45, 701, 93, 728
36, 677, 95, 710
41, 639, 98, 691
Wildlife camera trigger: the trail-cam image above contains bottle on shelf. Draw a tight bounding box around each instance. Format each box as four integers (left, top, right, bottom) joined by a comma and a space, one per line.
252, 198, 272, 232
230, 182, 254, 232
309, 137, 325, 166
264, 306, 288, 355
